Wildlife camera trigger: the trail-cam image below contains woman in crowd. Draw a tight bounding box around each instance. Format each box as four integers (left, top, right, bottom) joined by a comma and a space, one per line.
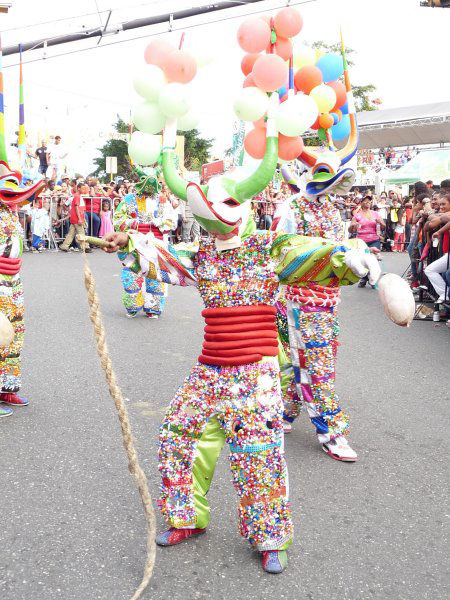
385, 193, 403, 251
351, 194, 384, 288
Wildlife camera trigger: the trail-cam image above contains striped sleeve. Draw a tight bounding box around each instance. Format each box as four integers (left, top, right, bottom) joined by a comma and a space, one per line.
271, 233, 366, 287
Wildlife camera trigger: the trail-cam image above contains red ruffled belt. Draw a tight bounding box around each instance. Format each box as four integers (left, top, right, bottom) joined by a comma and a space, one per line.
0, 256, 21, 275
137, 224, 163, 240
198, 305, 278, 367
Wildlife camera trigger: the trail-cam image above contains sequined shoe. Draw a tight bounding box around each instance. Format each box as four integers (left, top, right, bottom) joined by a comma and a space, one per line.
0, 405, 13, 417
0, 393, 29, 407
126, 311, 138, 319
156, 527, 206, 546
260, 550, 288, 574
322, 436, 357, 462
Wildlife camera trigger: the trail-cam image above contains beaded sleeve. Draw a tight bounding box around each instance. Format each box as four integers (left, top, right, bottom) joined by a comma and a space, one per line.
118, 232, 198, 287
271, 233, 368, 287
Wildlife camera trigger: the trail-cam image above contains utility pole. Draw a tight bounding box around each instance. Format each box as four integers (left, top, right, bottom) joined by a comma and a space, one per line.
2, 0, 268, 57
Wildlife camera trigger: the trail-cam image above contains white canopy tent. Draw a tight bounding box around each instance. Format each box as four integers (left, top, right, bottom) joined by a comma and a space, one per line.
356, 102, 450, 149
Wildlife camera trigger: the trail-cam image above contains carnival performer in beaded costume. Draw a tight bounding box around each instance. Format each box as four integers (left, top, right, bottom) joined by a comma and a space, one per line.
113, 169, 176, 319
103, 94, 381, 573
271, 28, 364, 462
0, 41, 45, 417
274, 161, 359, 461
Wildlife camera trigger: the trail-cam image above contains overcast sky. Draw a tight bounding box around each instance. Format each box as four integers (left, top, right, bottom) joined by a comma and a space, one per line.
1, 0, 448, 174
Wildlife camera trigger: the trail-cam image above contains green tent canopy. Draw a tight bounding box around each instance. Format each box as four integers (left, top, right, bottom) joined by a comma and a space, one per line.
384, 149, 450, 185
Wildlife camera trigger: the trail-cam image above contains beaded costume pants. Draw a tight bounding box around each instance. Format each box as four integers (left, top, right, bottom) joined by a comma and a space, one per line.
120, 266, 168, 316
282, 291, 349, 443
0, 273, 24, 392
158, 358, 293, 551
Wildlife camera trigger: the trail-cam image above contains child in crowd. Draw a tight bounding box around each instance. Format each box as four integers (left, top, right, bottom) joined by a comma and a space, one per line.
99, 199, 114, 237
31, 199, 50, 253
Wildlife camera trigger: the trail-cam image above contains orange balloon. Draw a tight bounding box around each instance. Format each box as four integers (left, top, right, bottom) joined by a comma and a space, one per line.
144, 39, 175, 68
244, 127, 267, 159
241, 53, 260, 76
319, 113, 334, 129
252, 54, 288, 92
274, 7, 303, 38
328, 80, 347, 109
266, 37, 293, 61
243, 73, 256, 88
237, 18, 271, 53
162, 50, 197, 84
294, 66, 323, 94
253, 115, 267, 128
278, 133, 304, 161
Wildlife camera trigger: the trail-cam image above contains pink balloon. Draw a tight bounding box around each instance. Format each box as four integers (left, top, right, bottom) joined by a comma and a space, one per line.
253, 115, 267, 128
243, 73, 256, 88
267, 37, 293, 61
273, 7, 303, 38
244, 127, 267, 159
237, 18, 271, 53
252, 54, 288, 92
144, 39, 175, 68
162, 50, 197, 84
278, 133, 304, 161
259, 15, 272, 27
241, 53, 260, 76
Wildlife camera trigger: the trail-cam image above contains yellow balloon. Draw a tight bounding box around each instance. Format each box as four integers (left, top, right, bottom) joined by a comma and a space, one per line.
309, 84, 337, 114
314, 48, 325, 62
293, 44, 316, 69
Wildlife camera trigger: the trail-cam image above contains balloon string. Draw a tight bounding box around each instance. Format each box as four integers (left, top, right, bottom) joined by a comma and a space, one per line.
82, 253, 156, 600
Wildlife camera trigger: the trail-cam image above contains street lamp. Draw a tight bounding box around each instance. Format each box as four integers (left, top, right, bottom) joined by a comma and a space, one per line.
0, 3, 12, 13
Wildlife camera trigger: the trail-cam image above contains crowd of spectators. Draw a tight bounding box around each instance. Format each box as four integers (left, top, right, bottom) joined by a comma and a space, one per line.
358, 146, 419, 171
333, 180, 449, 323
18, 174, 206, 253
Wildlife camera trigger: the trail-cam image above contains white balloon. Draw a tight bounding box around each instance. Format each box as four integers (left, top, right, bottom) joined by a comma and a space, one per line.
128, 131, 161, 166
158, 82, 191, 118
233, 87, 269, 122
187, 44, 214, 67
133, 64, 167, 102
276, 95, 318, 137
378, 273, 416, 327
177, 108, 200, 131
132, 101, 166, 134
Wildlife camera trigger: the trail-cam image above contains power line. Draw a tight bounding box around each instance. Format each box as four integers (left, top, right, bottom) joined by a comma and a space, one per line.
0, 0, 163, 33
3, 0, 317, 67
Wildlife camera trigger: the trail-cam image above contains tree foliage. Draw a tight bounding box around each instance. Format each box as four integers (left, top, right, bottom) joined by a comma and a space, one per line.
92, 116, 133, 181
180, 128, 214, 171
92, 117, 214, 180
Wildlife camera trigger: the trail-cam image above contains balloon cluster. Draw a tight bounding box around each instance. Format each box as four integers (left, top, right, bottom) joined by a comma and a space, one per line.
234, 7, 351, 163
295, 50, 350, 142
235, 7, 309, 161
129, 39, 204, 166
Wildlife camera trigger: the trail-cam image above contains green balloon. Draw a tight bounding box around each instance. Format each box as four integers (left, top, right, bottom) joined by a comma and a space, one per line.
132, 101, 166, 135
128, 131, 161, 166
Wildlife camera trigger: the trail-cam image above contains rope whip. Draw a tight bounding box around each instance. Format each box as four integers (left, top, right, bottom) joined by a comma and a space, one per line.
80, 236, 156, 599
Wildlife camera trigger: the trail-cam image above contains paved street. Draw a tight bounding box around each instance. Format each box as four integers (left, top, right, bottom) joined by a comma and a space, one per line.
1, 249, 448, 600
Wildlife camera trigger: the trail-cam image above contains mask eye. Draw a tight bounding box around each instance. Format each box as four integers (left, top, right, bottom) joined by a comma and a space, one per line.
313, 165, 331, 175
223, 197, 240, 207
